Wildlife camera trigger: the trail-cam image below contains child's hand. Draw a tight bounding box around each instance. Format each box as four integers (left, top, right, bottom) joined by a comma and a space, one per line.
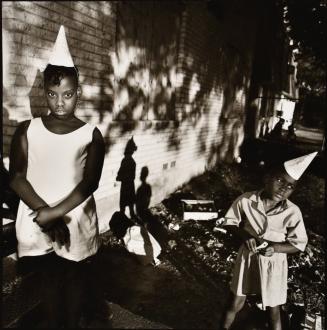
32, 207, 61, 230
46, 218, 70, 247
245, 238, 257, 252
260, 246, 275, 257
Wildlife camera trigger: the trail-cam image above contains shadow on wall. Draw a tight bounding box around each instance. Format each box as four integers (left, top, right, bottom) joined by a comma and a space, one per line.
116, 137, 138, 220
29, 69, 49, 118
82, 1, 253, 162
135, 166, 152, 224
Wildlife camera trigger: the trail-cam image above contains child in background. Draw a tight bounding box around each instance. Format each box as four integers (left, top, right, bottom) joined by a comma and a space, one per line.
9, 26, 105, 327
220, 152, 317, 330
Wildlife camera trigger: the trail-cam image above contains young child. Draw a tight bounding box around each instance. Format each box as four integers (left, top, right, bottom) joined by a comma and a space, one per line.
220, 152, 317, 330
116, 137, 138, 221
9, 26, 105, 327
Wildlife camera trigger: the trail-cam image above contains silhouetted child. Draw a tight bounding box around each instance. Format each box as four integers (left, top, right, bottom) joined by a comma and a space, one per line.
116, 137, 138, 221
220, 152, 317, 330
136, 166, 152, 223
9, 26, 106, 328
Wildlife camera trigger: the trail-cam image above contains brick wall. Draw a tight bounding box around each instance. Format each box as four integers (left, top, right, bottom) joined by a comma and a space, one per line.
2, 1, 257, 233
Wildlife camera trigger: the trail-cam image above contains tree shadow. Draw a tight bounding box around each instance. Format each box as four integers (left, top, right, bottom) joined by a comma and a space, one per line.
74, 1, 254, 164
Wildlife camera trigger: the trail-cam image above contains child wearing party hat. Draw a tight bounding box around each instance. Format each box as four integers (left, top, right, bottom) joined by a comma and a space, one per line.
220, 152, 317, 330
9, 25, 106, 327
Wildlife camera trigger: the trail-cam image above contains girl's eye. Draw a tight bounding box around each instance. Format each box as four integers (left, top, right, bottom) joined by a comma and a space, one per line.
47, 92, 55, 98
65, 93, 73, 98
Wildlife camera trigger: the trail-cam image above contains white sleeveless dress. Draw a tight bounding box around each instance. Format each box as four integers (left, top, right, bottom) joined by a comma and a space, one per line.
15, 117, 100, 262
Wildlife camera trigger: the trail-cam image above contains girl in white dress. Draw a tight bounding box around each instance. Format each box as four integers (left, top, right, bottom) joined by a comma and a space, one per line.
9, 27, 105, 327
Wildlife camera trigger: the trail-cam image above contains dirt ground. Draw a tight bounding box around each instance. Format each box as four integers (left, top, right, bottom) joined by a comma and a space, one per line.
99, 159, 325, 329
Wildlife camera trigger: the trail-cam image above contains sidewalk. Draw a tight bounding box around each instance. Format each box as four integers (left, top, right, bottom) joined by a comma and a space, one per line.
14, 300, 171, 329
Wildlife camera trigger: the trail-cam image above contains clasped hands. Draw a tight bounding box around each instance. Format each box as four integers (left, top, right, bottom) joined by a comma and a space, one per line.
30, 206, 70, 247
244, 237, 275, 257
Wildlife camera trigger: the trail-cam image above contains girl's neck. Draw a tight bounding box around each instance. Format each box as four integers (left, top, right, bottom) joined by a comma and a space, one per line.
42, 114, 85, 134
48, 113, 77, 122
261, 191, 279, 211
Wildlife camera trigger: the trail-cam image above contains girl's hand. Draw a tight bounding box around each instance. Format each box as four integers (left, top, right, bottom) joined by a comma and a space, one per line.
46, 219, 70, 247
31, 207, 61, 230
260, 246, 275, 257
245, 238, 257, 253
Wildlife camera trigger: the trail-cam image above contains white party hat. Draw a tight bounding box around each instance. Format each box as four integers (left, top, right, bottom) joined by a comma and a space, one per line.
47, 25, 75, 67
284, 151, 318, 180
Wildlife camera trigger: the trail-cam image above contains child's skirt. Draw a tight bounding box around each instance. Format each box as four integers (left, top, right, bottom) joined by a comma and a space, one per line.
231, 244, 288, 309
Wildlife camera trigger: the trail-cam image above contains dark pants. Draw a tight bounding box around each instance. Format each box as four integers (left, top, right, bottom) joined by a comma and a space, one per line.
18, 252, 98, 328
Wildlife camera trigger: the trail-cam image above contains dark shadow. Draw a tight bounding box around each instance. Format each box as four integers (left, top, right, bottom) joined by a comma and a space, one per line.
116, 137, 138, 220
134, 165, 171, 259
161, 191, 196, 219
108, 211, 134, 239
1, 160, 19, 257
135, 166, 152, 224
28, 69, 48, 118
137, 226, 154, 266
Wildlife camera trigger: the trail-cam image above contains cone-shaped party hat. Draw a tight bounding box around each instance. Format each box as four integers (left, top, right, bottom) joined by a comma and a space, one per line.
47, 25, 75, 67
284, 151, 318, 180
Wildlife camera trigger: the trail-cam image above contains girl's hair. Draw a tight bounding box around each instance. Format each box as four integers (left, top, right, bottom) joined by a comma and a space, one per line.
44, 64, 79, 87
267, 164, 285, 178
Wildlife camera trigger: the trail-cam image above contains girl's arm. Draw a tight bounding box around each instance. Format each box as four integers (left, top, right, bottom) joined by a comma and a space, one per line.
272, 242, 299, 253
35, 127, 105, 226
261, 241, 300, 256
224, 225, 258, 252
9, 120, 48, 210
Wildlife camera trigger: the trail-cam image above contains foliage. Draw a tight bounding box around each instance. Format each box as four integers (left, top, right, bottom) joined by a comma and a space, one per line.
283, 0, 326, 127
296, 53, 326, 96
283, 0, 327, 68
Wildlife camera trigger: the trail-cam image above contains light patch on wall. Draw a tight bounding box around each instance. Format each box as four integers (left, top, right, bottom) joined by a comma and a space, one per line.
186, 55, 194, 67
157, 104, 167, 117
161, 75, 168, 87
111, 42, 142, 78
175, 72, 185, 88
82, 85, 101, 99
133, 103, 144, 119
184, 104, 192, 114
116, 87, 129, 110
100, 2, 113, 16
188, 74, 200, 104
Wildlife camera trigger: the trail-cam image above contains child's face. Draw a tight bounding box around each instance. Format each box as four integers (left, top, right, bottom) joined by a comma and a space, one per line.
44, 76, 80, 119
264, 170, 297, 202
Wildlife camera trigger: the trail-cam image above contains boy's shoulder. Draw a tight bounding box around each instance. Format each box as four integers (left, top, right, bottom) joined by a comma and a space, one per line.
285, 198, 302, 214
235, 191, 259, 202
